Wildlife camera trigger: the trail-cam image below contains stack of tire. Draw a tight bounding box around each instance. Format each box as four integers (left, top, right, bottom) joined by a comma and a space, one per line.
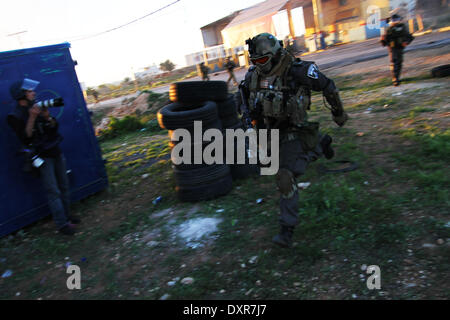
217, 93, 260, 180
157, 81, 258, 202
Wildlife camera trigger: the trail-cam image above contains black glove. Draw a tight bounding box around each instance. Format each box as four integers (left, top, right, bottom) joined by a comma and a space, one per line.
333, 111, 348, 127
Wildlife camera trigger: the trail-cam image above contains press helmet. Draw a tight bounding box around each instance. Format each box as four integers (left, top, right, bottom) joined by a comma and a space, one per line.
9, 78, 40, 101
246, 33, 283, 74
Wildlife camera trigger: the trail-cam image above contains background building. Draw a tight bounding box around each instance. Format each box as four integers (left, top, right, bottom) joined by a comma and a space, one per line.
186, 0, 443, 68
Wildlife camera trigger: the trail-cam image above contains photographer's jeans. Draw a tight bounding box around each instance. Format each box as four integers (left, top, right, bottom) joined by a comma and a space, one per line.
39, 154, 71, 229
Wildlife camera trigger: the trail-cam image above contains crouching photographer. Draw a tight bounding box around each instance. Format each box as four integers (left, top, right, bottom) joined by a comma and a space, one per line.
7, 78, 80, 235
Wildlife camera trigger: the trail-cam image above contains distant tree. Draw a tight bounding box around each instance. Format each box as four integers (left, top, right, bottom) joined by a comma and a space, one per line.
160, 60, 175, 72
122, 77, 131, 84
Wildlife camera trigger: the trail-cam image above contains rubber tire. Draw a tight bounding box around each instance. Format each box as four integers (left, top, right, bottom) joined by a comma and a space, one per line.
431, 64, 450, 78
167, 118, 222, 137
230, 163, 260, 180
169, 81, 228, 103
221, 116, 241, 129
173, 164, 230, 188
170, 140, 223, 170
176, 169, 233, 202
216, 94, 238, 119
157, 101, 218, 130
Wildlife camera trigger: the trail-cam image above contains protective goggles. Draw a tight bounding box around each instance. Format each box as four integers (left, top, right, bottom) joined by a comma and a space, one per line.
250, 55, 270, 66
21, 78, 40, 91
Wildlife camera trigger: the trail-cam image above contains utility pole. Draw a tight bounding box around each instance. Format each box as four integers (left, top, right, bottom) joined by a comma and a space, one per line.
286, 0, 296, 39
312, 0, 323, 33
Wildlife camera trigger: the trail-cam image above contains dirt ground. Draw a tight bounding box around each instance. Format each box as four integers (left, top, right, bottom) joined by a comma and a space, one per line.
0, 45, 449, 300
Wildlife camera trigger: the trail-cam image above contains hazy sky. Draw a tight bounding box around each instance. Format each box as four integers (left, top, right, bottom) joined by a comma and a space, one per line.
0, 0, 263, 86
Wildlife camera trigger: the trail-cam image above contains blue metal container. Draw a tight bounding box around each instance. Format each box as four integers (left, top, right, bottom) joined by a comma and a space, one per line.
0, 43, 108, 237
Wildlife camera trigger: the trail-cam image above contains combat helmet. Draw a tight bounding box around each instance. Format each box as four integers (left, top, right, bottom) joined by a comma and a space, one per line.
9, 78, 40, 101
388, 8, 406, 24
246, 33, 284, 74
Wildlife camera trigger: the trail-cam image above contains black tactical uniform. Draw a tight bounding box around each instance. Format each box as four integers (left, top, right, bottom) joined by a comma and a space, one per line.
225, 58, 238, 86
381, 13, 414, 86
240, 33, 348, 247
199, 62, 210, 81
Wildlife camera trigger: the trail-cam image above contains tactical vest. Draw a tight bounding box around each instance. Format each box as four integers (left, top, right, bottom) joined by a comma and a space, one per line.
387, 24, 407, 48
247, 60, 311, 129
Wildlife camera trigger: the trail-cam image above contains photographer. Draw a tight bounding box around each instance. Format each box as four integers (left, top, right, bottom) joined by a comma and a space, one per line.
7, 78, 80, 235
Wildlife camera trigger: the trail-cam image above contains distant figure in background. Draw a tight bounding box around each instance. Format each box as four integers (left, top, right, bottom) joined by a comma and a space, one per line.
319, 31, 327, 50
380, 9, 414, 86
199, 62, 210, 81
313, 33, 318, 50
224, 57, 238, 86
92, 90, 99, 104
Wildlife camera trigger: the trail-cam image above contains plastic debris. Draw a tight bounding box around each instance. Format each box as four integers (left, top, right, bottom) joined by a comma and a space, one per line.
392, 92, 403, 96
142, 173, 150, 179
216, 209, 225, 213
65, 262, 72, 268
2, 270, 13, 278
159, 294, 170, 300
167, 281, 176, 286
249, 256, 258, 264
356, 132, 365, 137
181, 277, 194, 285
256, 198, 263, 204
152, 196, 162, 205
297, 182, 311, 189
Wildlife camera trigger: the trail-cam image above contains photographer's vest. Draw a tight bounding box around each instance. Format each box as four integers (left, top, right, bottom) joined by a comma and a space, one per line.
247, 58, 311, 129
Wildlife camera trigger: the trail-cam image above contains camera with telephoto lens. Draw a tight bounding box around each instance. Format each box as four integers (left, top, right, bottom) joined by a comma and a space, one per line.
35, 97, 64, 108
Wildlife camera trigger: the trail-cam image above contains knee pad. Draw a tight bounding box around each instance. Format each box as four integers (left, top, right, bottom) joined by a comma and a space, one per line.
276, 168, 297, 199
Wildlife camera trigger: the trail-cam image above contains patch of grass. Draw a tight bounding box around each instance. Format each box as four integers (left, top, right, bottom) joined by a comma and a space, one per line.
348, 97, 398, 111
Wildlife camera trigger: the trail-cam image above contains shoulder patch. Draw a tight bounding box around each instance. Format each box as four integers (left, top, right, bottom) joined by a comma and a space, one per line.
307, 64, 319, 79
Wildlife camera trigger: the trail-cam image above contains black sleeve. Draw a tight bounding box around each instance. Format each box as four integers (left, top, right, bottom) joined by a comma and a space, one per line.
290, 61, 334, 92
7, 115, 31, 145
291, 61, 344, 115
405, 29, 415, 44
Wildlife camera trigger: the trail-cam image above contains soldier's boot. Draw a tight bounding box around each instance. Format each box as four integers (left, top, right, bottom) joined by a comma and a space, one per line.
272, 226, 294, 248
320, 134, 334, 159
393, 68, 401, 86
393, 76, 400, 86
